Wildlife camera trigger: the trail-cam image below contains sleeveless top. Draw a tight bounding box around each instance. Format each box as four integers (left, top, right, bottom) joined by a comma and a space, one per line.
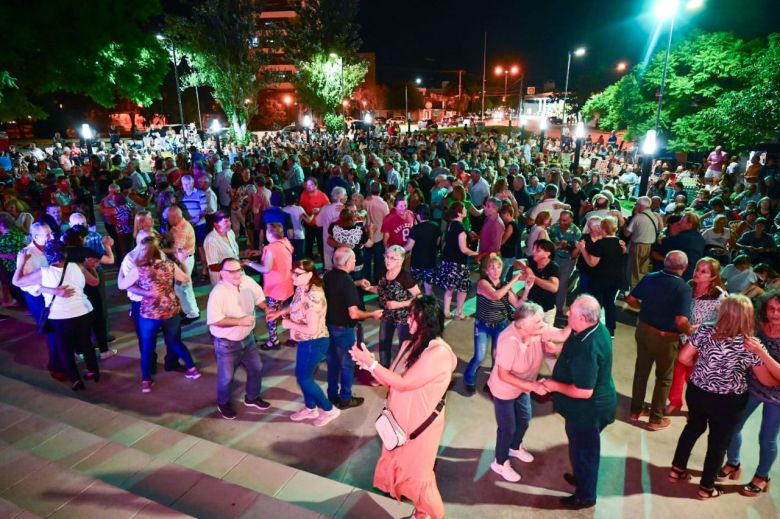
476, 278, 510, 324
137, 260, 181, 320
262, 239, 294, 301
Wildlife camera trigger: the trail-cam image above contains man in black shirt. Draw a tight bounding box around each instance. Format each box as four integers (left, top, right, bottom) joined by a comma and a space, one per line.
323, 247, 383, 409
405, 204, 440, 295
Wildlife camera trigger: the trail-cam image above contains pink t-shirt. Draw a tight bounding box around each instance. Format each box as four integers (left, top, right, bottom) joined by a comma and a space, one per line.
262, 239, 294, 301
479, 216, 505, 254
707, 150, 727, 172
487, 325, 544, 400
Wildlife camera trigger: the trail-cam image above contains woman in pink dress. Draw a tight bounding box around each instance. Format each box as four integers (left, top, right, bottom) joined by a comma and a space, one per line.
351, 296, 456, 519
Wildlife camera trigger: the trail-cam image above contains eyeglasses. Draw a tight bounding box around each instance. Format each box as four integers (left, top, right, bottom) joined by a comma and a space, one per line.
292, 270, 307, 277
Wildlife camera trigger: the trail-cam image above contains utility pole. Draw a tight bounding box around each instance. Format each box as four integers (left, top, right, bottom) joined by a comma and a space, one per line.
481, 32, 486, 120
458, 70, 463, 99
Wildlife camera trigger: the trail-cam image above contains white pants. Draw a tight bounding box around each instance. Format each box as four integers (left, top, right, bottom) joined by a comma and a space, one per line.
175, 255, 199, 318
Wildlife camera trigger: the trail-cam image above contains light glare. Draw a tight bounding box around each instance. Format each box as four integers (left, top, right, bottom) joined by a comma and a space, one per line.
642, 129, 657, 154
654, 0, 680, 20
575, 121, 585, 139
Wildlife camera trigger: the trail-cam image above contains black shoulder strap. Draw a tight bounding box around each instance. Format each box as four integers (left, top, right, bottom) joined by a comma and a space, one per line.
45, 261, 69, 309
409, 394, 447, 440
641, 211, 659, 240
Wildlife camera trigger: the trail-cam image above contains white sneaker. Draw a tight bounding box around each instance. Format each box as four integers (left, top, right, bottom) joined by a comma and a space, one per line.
490, 459, 521, 482
290, 406, 319, 422
509, 445, 535, 463
313, 407, 341, 427
100, 349, 117, 360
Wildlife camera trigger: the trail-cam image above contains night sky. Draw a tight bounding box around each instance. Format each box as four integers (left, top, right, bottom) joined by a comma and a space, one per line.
356, 0, 780, 92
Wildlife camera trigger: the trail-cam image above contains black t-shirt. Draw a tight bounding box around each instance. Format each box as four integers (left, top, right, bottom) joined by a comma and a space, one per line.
323, 268, 361, 327
528, 258, 560, 311
564, 188, 587, 224
590, 236, 624, 281
501, 220, 521, 258
66, 245, 100, 263
443, 220, 468, 264
409, 221, 440, 269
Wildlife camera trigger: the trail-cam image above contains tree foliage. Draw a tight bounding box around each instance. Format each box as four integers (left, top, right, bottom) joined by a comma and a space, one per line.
284, 0, 367, 120
168, 0, 281, 141
0, 0, 167, 122
583, 31, 779, 152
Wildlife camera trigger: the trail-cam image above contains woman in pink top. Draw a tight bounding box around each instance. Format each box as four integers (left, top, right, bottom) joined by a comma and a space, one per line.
486, 302, 572, 482
245, 223, 293, 349
350, 296, 456, 519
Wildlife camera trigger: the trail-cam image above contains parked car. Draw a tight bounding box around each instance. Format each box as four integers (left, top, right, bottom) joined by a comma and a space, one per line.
374, 116, 388, 125
389, 116, 407, 126
547, 116, 563, 125
417, 118, 438, 130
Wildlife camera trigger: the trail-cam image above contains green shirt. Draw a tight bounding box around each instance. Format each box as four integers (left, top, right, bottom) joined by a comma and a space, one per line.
549, 222, 582, 259
0, 228, 28, 272
552, 322, 617, 428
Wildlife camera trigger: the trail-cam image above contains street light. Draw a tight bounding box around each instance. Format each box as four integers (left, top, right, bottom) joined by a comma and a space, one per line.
495, 65, 520, 103
639, 0, 704, 195
363, 113, 372, 145
616, 61, 628, 72
562, 46, 586, 131
303, 114, 312, 143
156, 34, 186, 132
81, 124, 94, 155
210, 119, 223, 156
405, 77, 422, 133
573, 121, 585, 172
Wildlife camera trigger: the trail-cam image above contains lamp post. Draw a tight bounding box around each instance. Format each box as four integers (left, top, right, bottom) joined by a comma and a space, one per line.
639, 0, 704, 196
363, 113, 372, 146
405, 77, 421, 134
303, 114, 312, 143
210, 119, 223, 156
81, 124, 93, 156
562, 47, 586, 131
495, 64, 519, 137
156, 35, 185, 131
519, 115, 527, 143
539, 117, 548, 156
573, 120, 585, 173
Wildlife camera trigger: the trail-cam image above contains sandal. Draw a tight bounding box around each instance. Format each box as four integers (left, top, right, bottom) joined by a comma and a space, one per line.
697, 485, 724, 500
668, 466, 692, 483
741, 476, 770, 496
716, 462, 741, 482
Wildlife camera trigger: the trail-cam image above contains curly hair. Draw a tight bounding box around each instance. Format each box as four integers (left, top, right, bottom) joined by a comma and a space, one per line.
405, 296, 445, 370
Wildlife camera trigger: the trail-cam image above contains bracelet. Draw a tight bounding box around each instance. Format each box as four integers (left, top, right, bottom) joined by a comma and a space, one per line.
367, 360, 378, 373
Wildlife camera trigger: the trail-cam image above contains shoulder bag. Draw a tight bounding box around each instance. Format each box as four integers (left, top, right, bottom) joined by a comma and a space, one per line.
38, 262, 68, 334
374, 345, 448, 451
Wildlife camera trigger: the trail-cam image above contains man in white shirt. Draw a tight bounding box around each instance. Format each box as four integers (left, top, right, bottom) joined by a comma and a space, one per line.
468, 169, 490, 208
530, 185, 570, 225
385, 162, 402, 191
316, 186, 348, 270
625, 197, 663, 289
214, 167, 234, 212
204, 212, 240, 286
207, 257, 270, 419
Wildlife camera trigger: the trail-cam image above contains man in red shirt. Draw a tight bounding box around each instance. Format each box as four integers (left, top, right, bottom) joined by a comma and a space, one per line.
298, 177, 329, 259
381, 196, 414, 248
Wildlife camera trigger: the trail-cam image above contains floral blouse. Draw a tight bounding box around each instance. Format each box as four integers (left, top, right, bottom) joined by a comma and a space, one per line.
137, 260, 181, 320
378, 269, 417, 324
289, 285, 328, 342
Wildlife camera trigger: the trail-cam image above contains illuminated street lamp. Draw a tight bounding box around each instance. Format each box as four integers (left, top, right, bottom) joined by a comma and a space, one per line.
405, 77, 422, 133
495, 64, 520, 103
364, 113, 372, 145
639, 0, 704, 195
81, 123, 94, 155
616, 61, 628, 72
562, 47, 586, 130
156, 34, 185, 132
303, 114, 312, 143
210, 119, 223, 156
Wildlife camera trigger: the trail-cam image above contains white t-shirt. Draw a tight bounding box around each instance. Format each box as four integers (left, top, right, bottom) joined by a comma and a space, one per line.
282, 205, 306, 240
41, 264, 93, 319
207, 276, 265, 341
17, 244, 48, 296
721, 264, 757, 293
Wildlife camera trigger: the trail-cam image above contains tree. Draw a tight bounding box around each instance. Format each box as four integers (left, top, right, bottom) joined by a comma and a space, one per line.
168, 0, 280, 141
0, 0, 168, 122
284, 0, 367, 120
583, 31, 778, 152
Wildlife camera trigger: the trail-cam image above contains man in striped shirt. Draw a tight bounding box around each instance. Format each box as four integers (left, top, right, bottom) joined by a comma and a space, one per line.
180, 175, 209, 280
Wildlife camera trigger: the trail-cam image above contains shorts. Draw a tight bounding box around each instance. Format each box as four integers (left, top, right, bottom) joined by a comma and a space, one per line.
436, 260, 471, 292
704, 169, 722, 180
411, 266, 435, 287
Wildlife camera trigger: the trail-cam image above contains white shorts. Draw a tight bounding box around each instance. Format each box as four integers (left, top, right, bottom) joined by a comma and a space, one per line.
704, 169, 722, 180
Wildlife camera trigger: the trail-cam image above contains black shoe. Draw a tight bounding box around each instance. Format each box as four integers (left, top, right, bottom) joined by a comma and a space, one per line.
261, 340, 281, 351
337, 396, 365, 410
464, 383, 476, 396
559, 495, 595, 509
243, 396, 271, 410
328, 395, 341, 406
218, 404, 237, 419
563, 472, 578, 486
482, 383, 492, 395
106, 335, 116, 343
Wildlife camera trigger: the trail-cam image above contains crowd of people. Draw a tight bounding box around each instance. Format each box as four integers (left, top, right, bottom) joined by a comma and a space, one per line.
0, 124, 778, 517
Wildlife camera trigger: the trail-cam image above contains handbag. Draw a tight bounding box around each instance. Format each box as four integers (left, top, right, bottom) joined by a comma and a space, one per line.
374, 346, 448, 450
38, 262, 68, 334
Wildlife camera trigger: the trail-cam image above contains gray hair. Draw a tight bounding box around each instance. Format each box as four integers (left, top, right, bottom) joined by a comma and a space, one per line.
513, 301, 544, 322
68, 212, 87, 227
333, 247, 355, 267
636, 196, 651, 209
385, 244, 406, 261
330, 186, 347, 203
30, 221, 51, 238
664, 250, 689, 271
571, 295, 601, 324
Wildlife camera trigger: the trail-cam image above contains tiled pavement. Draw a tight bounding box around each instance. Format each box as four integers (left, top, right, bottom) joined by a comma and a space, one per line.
0, 273, 778, 518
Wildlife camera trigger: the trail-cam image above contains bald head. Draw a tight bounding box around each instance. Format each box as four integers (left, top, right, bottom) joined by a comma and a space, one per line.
570, 295, 602, 331
333, 247, 355, 271
664, 250, 688, 273
167, 206, 183, 226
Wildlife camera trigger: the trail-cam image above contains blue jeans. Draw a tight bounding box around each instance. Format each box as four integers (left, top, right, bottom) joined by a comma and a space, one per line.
378, 320, 410, 368
213, 335, 263, 406
138, 315, 195, 381
565, 421, 605, 504
327, 325, 357, 402
493, 392, 531, 464
295, 337, 333, 411
727, 392, 780, 478
363, 242, 385, 285
464, 319, 508, 386
290, 238, 305, 262
25, 292, 59, 373
132, 300, 180, 370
